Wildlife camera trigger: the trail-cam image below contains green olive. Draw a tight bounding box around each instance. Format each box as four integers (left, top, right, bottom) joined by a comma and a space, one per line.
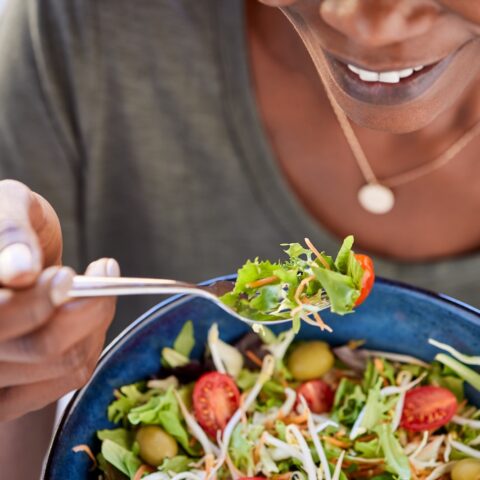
287, 341, 335, 381
136, 425, 178, 466
451, 459, 480, 480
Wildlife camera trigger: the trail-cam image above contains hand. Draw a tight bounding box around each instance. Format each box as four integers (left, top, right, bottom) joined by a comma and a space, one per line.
0, 180, 119, 422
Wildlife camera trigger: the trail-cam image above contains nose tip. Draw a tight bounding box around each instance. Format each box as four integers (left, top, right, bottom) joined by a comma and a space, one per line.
320, 0, 439, 48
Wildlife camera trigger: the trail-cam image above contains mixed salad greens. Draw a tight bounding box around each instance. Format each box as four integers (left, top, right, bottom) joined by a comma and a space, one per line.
220, 236, 374, 332
77, 322, 480, 480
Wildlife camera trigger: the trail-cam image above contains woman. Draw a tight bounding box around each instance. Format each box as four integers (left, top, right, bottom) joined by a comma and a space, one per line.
0, 0, 479, 476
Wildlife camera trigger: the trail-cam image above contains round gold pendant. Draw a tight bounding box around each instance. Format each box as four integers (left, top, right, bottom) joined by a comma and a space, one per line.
358, 183, 395, 214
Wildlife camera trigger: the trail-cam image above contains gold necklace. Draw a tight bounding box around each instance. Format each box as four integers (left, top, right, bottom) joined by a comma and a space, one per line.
322, 79, 480, 214
280, 8, 480, 215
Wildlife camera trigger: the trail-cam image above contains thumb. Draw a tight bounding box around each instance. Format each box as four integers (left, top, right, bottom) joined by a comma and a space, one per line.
0, 181, 43, 287
84, 258, 121, 278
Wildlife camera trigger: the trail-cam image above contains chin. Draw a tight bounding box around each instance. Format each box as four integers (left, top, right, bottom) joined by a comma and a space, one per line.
336, 99, 450, 134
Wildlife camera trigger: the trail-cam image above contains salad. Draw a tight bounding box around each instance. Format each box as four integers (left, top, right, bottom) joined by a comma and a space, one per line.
76, 322, 480, 480
220, 236, 374, 332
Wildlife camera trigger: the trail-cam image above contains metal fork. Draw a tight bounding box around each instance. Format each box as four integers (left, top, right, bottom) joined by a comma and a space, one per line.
68, 276, 331, 327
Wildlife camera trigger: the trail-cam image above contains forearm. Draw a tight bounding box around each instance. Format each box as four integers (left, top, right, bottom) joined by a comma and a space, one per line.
0, 403, 56, 479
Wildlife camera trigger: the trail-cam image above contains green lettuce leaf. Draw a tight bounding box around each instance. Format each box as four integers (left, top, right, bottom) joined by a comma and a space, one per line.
435, 354, 480, 391
429, 362, 465, 402
362, 359, 380, 392
354, 437, 381, 458
229, 423, 264, 475
335, 235, 354, 274
161, 348, 190, 368
158, 455, 193, 474
375, 424, 411, 480
361, 381, 388, 431
101, 439, 141, 479
108, 384, 145, 423
332, 378, 367, 426
312, 266, 360, 315
97, 429, 132, 449
173, 320, 195, 358
127, 387, 195, 454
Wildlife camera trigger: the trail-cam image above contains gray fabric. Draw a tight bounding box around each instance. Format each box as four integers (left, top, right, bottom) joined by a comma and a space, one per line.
0, 0, 478, 340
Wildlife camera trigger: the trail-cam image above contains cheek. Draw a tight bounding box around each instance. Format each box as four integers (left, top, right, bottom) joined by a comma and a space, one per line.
438, 0, 480, 25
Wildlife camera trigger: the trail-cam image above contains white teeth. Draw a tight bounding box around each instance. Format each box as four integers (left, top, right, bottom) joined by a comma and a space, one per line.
347, 64, 425, 83
379, 72, 400, 83
359, 70, 379, 82
398, 68, 414, 78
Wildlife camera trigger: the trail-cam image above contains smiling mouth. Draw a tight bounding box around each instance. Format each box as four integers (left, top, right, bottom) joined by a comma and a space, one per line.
325, 52, 454, 105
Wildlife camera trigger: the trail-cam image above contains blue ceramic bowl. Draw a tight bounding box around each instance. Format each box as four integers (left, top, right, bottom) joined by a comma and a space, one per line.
43, 276, 480, 479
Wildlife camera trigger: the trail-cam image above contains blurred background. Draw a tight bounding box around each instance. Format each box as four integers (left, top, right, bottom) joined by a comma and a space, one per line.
0, 0, 6, 15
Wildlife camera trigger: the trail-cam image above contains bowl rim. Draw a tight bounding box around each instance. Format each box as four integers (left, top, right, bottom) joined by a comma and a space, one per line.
43, 275, 479, 478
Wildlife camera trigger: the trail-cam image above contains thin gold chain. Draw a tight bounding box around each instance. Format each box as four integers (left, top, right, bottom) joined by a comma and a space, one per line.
280, 8, 480, 189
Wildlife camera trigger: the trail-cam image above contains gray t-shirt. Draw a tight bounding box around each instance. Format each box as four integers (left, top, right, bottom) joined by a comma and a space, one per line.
0, 0, 478, 339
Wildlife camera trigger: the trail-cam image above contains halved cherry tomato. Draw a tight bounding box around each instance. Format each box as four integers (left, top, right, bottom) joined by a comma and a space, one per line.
193, 372, 240, 438
354, 254, 375, 306
297, 380, 334, 414
400, 386, 458, 432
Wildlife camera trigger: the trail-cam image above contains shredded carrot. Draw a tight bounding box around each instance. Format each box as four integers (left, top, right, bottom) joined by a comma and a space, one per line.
312, 311, 333, 333
205, 453, 215, 480
374, 357, 384, 373
349, 466, 385, 478
348, 339, 366, 350
133, 465, 154, 480
239, 392, 248, 424
72, 445, 98, 471
356, 433, 377, 443
253, 434, 265, 465
272, 474, 293, 480
246, 275, 279, 289
305, 238, 331, 270
322, 436, 351, 449
245, 350, 264, 368
294, 275, 315, 305
280, 377, 289, 388
283, 410, 309, 425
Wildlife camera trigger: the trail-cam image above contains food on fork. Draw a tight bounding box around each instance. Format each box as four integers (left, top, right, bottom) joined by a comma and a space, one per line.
221, 236, 374, 332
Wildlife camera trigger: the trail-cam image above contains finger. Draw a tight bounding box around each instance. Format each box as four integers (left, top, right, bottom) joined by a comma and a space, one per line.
0, 266, 74, 343
0, 340, 102, 422
0, 259, 119, 362
0, 181, 43, 287
0, 326, 106, 388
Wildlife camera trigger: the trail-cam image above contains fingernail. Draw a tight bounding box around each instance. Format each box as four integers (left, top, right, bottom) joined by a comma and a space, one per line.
0, 243, 37, 283
50, 267, 75, 307
107, 259, 120, 277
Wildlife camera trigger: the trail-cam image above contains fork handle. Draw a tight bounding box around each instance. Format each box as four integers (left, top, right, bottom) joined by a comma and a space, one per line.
68, 276, 199, 298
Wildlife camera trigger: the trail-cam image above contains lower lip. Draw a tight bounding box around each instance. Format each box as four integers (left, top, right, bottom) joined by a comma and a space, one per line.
325, 53, 454, 106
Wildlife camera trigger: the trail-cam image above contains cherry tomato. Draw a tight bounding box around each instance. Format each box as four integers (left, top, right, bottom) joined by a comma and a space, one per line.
354, 254, 375, 306
297, 380, 334, 414
193, 372, 240, 438
400, 386, 458, 432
